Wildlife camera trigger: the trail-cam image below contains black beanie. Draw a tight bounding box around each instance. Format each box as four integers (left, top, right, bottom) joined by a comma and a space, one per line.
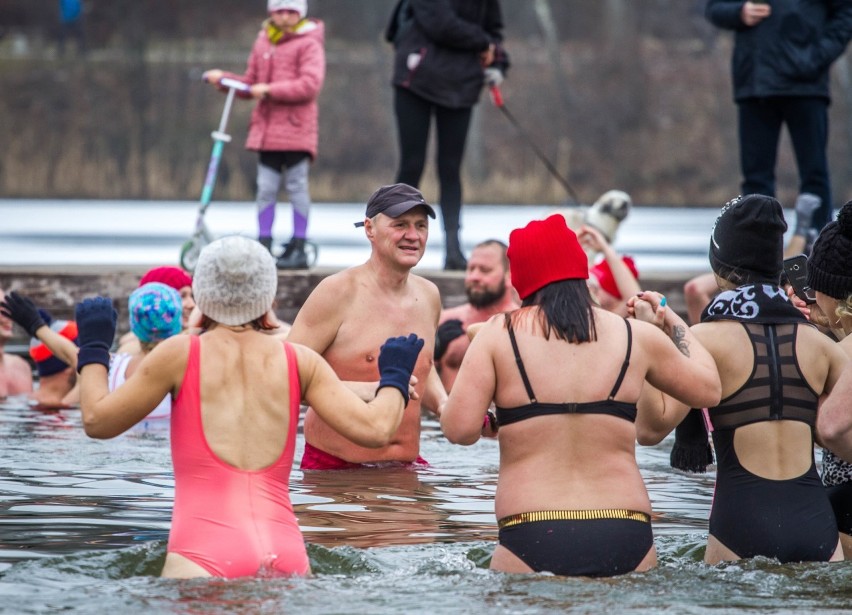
807, 200, 852, 300
709, 194, 787, 283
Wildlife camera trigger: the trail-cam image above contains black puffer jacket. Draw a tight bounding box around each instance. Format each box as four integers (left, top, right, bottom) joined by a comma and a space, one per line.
387, 0, 508, 109
706, 0, 852, 102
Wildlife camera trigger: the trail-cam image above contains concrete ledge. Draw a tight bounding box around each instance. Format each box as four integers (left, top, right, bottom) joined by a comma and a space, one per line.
0, 267, 692, 348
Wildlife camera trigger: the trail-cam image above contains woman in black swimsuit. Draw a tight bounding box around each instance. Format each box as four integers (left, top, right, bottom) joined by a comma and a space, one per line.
440, 214, 722, 577
636, 195, 848, 565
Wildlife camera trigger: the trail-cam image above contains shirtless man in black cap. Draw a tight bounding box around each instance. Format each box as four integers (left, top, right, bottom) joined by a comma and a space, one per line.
288, 183, 448, 469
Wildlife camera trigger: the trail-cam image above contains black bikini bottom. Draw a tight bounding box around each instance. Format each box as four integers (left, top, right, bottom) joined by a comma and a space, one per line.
497, 509, 653, 577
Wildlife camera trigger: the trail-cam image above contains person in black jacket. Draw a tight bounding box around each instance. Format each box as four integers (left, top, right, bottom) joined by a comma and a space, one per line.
705, 0, 852, 232
387, 0, 508, 270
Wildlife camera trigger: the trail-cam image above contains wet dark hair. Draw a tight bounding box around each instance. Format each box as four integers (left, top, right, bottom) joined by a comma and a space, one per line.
712, 264, 776, 288
506, 279, 597, 343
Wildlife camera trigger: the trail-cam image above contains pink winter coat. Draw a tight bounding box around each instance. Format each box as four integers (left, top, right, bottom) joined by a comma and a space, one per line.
225, 19, 326, 159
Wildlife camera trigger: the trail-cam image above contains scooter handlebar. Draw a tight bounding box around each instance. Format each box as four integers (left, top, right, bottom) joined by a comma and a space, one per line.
218, 77, 251, 93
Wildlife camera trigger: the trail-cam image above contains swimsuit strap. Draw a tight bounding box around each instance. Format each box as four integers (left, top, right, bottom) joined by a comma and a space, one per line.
283, 342, 301, 426
607, 319, 632, 400
507, 320, 537, 403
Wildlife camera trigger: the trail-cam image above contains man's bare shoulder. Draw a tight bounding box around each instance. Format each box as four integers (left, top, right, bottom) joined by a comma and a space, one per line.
408, 273, 441, 300
5, 353, 31, 368
440, 303, 469, 323
310, 266, 364, 296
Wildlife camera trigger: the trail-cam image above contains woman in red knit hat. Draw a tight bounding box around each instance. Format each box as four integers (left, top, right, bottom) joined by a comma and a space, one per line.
440, 214, 721, 577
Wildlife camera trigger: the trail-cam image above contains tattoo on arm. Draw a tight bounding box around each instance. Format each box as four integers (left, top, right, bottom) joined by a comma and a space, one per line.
671, 325, 690, 357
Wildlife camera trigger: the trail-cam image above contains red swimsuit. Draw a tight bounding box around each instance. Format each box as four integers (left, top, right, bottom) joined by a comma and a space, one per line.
166, 337, 309, 578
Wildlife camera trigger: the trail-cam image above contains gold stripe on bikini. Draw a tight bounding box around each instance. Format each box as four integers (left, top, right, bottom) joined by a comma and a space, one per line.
498, 509, 651, 529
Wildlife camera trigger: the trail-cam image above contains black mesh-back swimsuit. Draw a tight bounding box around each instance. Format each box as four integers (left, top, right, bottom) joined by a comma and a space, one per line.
494, 319, 653, 577
708, 323, 837, 562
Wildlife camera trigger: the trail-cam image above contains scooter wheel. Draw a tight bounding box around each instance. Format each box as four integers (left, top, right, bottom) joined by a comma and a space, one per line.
180, 238, 204, 272
304, 241, 319, 267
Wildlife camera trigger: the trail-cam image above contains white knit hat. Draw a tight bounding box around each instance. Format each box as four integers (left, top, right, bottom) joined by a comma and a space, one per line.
192, 236, 278, 326
268, 0, 307, 18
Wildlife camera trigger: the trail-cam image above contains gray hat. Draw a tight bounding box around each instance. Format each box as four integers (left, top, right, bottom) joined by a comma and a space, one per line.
354, 183, 436, 228
192, 236, 277, 326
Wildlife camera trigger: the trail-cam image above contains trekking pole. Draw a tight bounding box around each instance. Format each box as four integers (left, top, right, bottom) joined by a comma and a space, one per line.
489, 85, 582, 205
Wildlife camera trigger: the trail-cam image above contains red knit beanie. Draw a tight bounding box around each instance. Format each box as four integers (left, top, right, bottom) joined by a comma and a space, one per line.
591, 256, 639, 299
508, 214, 589, 300
139, 266, 193, 291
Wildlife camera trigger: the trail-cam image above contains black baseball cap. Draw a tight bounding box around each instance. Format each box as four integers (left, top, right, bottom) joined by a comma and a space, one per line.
354, 183, 436, 228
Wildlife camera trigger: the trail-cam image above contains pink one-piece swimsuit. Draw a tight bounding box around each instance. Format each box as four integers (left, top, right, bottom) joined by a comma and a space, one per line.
166, 336, 310, 578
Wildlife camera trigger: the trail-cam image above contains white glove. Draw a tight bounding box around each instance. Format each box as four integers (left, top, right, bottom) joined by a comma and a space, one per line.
484, 67, 504, 87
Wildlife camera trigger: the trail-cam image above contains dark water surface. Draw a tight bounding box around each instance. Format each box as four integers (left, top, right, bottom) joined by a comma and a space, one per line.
2, 397, 851, 614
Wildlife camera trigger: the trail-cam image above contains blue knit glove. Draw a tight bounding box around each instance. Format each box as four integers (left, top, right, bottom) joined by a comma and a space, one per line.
377, 333, 424, 406
75, 297, 117, 373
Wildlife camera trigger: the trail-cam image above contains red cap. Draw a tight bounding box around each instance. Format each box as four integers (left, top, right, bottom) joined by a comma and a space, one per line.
591, 256, 639, 300
139, 266, 192, 291
508, 214, 589, 300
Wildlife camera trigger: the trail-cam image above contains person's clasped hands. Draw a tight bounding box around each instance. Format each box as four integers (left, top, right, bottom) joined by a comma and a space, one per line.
75, 297, 117, 373
377, 333, 425, 405
0, 291, 47, 337
626, 291, 668, 330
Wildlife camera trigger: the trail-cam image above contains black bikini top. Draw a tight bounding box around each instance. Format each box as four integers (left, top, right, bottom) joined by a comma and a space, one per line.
495, 319, 637, 426
709, 323, 819, 431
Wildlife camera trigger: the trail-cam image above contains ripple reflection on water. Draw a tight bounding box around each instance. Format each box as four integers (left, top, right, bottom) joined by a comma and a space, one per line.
3, 398, 852, 614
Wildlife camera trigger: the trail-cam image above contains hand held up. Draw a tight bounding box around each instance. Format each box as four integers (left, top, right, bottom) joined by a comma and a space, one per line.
377, 333, 425, 406
0, 291, 46, 337
75, 297, 117, 373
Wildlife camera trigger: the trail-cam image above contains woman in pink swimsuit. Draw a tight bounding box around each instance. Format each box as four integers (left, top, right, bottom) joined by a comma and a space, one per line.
74, 235, 423, 579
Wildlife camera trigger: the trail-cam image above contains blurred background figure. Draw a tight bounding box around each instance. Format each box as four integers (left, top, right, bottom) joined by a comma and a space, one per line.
386, 0, 509, 270
204, 0, 326, 269
28, 315, 79, 408
57, 0, 85, 56
435, 239, 519, 392
705, 0, 852, 232
0, 286, 33, 398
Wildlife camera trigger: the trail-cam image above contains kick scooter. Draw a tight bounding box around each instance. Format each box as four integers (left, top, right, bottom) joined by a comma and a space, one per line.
180, 76, 250, 271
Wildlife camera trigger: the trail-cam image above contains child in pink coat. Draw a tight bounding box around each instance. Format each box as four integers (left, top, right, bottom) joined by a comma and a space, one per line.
204, 0, 325, 269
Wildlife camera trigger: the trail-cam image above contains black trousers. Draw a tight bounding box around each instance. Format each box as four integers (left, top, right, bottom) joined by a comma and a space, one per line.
737, 96, 832, 230
393, 86, 472, 246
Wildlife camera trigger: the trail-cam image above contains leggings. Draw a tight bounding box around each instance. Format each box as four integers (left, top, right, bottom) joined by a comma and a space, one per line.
256, 151, 311, 240
393, 86, 472, 237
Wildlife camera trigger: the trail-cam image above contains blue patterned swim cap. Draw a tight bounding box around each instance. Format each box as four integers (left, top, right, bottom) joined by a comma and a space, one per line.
129, 282, 183, 343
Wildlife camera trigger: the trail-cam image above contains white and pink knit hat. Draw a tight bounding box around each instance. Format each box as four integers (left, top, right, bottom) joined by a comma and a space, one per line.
268, 0, 307, 18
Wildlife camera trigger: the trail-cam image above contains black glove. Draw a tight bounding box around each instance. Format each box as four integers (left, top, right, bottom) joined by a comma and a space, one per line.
669, 409, 713, 473
377, 333, 424, 406
0, 291, 47, 337
434, 319, 465, 361
75, 297, 117, 373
